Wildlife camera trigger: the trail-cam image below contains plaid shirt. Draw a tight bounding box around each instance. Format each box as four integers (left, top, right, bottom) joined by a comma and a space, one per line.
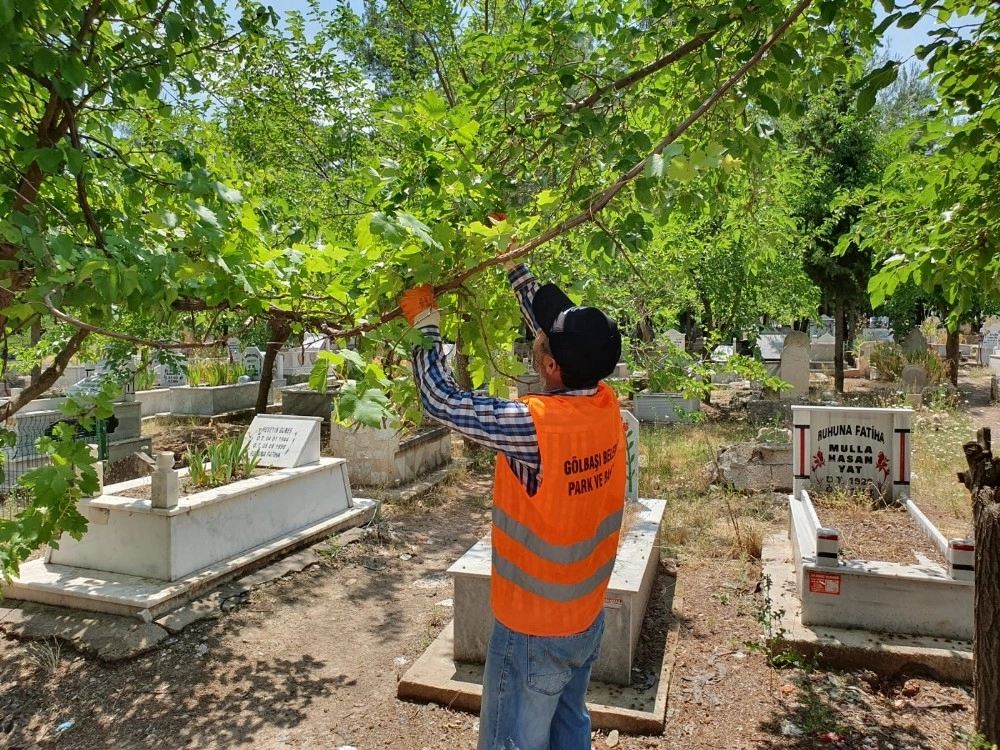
410, 265, 598, 495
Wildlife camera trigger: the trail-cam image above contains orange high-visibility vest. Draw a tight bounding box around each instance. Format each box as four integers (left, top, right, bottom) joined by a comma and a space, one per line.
491, 382, 626, 636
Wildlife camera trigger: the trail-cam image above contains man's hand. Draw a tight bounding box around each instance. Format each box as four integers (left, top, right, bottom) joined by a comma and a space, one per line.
400, 284, 440, 328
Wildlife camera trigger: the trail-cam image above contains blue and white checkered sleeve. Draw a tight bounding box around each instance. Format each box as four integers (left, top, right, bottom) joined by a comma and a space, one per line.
411, 326, 541, 474
508, 265, 540, 335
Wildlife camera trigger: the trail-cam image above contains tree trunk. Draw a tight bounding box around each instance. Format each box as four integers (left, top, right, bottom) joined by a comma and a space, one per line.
0, 329, 89, 423
834, 299, 845, 394
255, 317, 291, 414
845, 308, 857, 366
29, 318, 42, 386
946, 327, 960, 386
974, 486, 1000, 743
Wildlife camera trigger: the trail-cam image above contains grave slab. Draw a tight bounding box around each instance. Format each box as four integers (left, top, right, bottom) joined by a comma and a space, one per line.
3, 498, 378, 618
450, 498, 666, 686
0, 602, 169, 662
47, 457, 351, 580
397, 596, 681, 734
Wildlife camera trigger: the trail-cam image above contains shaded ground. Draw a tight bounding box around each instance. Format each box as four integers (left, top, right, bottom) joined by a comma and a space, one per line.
1, 376, 992, 749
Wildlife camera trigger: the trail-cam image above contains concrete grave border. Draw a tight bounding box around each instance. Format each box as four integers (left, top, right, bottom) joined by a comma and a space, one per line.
397, 593, 682, 734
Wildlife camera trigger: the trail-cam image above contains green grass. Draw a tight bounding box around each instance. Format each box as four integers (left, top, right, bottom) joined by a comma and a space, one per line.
638, 421, 770, 560
909, 407, 975, 538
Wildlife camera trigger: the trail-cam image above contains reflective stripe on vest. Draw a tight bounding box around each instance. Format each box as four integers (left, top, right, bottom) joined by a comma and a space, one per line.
490, 382, 626, 636
492, 549, 618, 603
492, 505, 624, 565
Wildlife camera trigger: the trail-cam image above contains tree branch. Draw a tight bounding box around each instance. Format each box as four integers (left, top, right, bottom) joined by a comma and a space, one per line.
571, 26, 727, 114
44, 292, 233, 349
316, 0, 813, 342
65, 104, 105, 248
0, 328, 89, 423
446, 0, 814, 289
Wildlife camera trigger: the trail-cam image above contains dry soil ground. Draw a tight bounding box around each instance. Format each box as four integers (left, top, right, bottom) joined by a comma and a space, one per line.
0, 376, 993, 750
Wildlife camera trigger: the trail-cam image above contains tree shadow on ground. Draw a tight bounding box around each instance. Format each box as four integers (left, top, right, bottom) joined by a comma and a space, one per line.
1, 633, 352, 749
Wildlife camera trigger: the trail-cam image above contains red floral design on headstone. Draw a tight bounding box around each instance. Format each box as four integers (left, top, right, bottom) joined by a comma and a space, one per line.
812, 449, 825, 472
876, 451, 890, 478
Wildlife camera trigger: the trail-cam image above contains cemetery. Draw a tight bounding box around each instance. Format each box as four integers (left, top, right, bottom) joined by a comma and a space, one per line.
3, 1, 1000, 748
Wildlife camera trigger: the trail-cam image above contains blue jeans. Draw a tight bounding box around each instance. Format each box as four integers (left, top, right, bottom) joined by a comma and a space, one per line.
478, 611, 605, 750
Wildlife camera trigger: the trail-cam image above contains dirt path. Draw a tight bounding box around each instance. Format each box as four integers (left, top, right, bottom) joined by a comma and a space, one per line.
961, 372, 1000, 426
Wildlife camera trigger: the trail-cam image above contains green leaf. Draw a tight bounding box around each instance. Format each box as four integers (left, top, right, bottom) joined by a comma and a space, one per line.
63, 146, 85, 176
213, 182, 243, 204
59, 56, 87, 88
191, 203, 220, 228
585, 231, 613, 261
396, 213, 441, 249
643, 154, 664, 179
30, 47, 59, 76
757, 94, 780, 118
667, 156, 696, 182
536, 189, 559, 210
337, 385, 391, 428
369, 212, 406, 245
896, 12, 921, 29
308, 358, 331, 394
856, 85, 877, 115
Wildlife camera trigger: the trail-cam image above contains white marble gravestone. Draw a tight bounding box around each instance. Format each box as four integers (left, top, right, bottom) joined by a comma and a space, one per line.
664, 329, 686, 351
980, 328, 1000, 366
160, 357, 187, 387
792, 405, 911, 502
227, 336, 241, 362
242, 346, 264, 380
242, 414, 322, 468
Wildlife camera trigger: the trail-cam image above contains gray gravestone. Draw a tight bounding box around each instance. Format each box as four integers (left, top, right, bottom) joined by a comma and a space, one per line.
901, 364, 929, 393
981, 329, 1000, 365
901, 328, 928, 356
779, 331, 810, 400
242, 346, 264, 380
757, 332, 785, 362
810, 332, 836, 363
226, 337, 241, 362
